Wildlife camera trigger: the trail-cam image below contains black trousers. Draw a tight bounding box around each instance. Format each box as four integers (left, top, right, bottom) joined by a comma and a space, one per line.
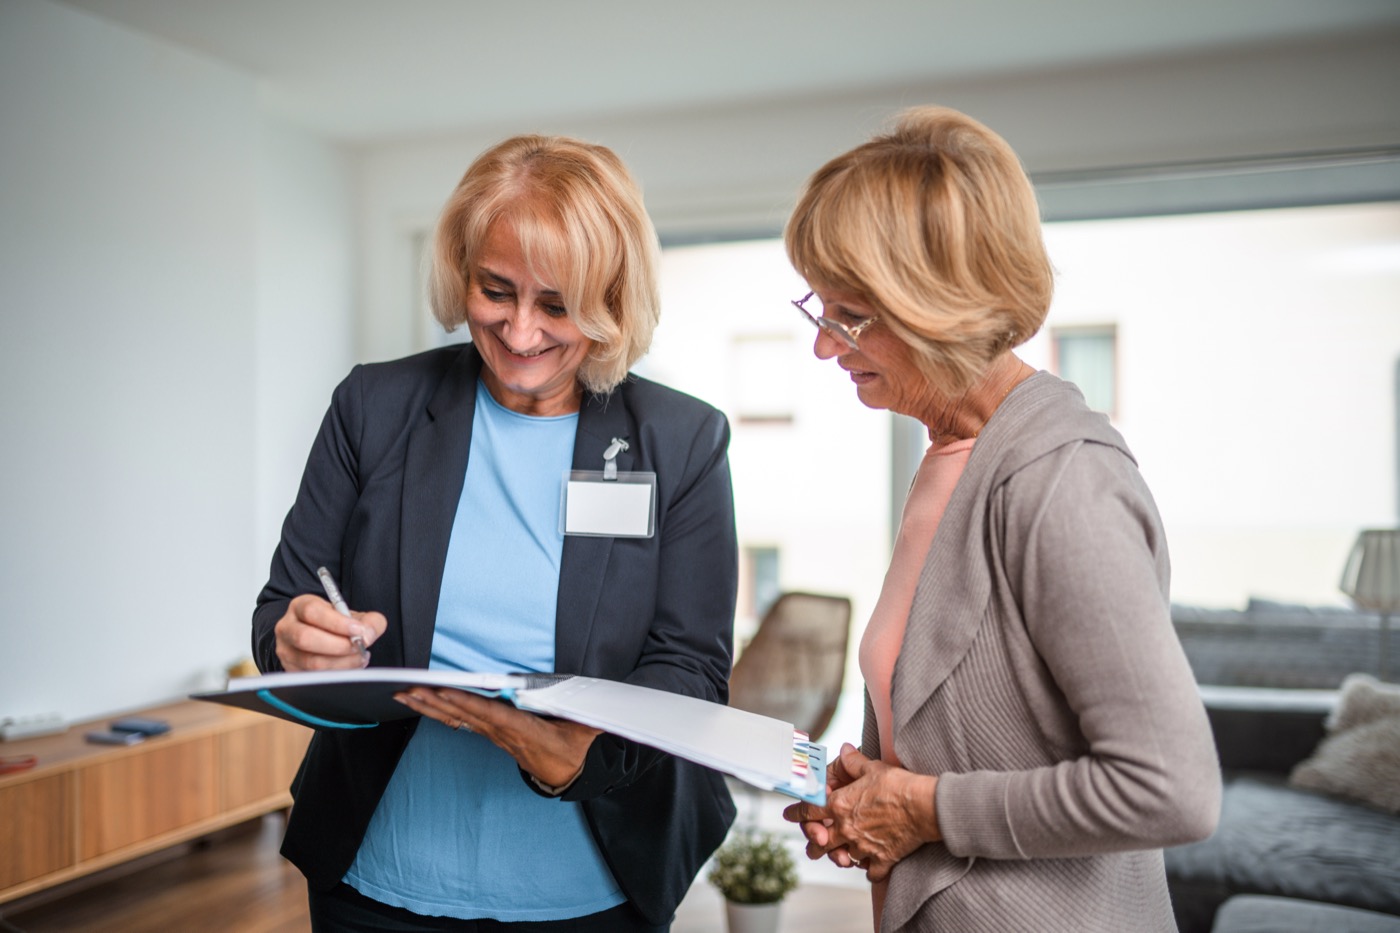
308, 883, 670, 933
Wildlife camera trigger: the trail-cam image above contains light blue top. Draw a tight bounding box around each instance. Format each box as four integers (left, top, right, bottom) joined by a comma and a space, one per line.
344, 382, 624, 921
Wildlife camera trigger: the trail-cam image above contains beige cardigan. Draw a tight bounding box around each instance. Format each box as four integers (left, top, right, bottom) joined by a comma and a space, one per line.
871, 373, 1221, 932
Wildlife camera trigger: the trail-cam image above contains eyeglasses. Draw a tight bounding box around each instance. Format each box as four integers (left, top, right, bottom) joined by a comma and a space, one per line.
791, 291, 878, 350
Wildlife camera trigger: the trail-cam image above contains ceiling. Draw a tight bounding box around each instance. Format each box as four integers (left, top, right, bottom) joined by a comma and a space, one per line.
55, 0, 1400, 145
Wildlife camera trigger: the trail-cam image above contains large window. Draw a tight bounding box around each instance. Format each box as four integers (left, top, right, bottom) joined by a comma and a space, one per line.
1051, 324, 1117, 415
1025, 203, 1399, 609
647, 202, 1400, 621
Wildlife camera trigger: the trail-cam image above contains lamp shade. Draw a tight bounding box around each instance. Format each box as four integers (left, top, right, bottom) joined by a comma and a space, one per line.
1340, 528, 1400, 612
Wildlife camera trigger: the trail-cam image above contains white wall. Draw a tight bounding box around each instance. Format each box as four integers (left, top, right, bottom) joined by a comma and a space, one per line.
255, 122, 356, 585
0, 0, 354, 726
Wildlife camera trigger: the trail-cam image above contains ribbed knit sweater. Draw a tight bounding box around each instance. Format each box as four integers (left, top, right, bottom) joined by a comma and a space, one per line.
869, 371, 1221, 932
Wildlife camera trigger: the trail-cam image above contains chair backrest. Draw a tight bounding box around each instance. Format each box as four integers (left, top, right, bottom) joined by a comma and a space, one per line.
727, 591, 852, 742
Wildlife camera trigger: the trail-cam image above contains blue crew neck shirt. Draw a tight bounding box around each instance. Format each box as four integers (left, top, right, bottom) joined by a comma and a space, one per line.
344, 382, 624, 921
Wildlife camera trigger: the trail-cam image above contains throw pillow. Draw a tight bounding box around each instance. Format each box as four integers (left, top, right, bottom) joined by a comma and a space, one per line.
1289, 673, 1400, 814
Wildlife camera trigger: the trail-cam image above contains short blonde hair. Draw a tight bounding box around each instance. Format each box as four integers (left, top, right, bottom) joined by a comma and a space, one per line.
430, 134, 661, 394
785, 106, 1053, 393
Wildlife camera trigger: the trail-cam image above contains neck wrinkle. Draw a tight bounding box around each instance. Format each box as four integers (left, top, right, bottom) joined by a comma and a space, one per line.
924, 354, 1032, 443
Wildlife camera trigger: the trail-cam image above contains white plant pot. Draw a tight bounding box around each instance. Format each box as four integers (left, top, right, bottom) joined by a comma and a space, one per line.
725, 900, 781, 933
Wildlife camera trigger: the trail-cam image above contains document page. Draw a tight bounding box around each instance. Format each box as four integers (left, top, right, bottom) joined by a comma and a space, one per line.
517, 677, 794, 787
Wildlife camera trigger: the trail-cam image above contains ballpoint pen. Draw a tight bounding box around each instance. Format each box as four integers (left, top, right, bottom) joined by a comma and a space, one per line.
316, 566, 369, 660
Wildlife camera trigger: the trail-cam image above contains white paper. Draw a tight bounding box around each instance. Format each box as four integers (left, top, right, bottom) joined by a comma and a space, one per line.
517, 677, 794, 787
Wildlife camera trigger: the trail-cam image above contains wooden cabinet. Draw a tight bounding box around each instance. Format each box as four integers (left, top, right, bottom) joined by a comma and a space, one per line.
0, 699, 309, 904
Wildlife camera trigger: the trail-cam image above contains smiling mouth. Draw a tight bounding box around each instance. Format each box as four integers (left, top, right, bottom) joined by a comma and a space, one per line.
499, 337, 551, 358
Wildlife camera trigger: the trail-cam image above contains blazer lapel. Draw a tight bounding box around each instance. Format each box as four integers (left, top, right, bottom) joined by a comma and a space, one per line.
556, 389, 633, 674
399, 346, 482, 668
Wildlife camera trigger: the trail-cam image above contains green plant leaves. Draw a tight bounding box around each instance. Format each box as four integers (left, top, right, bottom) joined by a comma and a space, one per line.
707, 831, 799, 904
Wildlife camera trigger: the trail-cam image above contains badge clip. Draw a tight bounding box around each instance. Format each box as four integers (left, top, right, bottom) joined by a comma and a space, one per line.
602, 437, 629, 481
561, 437, 655, 538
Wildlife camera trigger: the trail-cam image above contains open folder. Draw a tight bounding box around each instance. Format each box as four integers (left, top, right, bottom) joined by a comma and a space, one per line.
192, 668, 827, 805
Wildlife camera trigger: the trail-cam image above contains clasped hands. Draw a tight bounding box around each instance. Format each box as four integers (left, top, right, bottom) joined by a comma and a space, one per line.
782, 743, 942, 882
274, 593, 599, 791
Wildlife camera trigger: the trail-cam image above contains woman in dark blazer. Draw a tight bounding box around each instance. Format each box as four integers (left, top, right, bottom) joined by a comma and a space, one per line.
252, 135, 738, 932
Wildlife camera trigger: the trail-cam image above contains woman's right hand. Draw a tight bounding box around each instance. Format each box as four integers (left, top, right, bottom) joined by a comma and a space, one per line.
274, 593, 387, 672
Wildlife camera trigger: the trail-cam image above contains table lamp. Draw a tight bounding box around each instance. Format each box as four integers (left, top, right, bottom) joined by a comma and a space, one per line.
1339, 528, 1400, 682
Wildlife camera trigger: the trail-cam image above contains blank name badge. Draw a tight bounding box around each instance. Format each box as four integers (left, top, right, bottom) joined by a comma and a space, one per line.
561, 471, 657, 538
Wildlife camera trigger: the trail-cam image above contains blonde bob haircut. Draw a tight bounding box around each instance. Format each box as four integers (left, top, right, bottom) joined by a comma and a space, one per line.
429, 134, 661, 395
785, 105, 1053, 394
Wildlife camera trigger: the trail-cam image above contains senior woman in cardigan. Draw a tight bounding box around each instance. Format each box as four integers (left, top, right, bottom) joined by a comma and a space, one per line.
781, 106, 1221, 932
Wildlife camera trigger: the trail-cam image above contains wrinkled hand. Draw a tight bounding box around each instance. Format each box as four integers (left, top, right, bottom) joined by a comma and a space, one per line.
275, 594, 387, 672
783, 743, 941, 882
396, 688, 601, 790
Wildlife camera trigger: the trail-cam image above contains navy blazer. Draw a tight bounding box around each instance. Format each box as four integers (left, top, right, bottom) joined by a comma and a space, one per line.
252, 344, 739, 923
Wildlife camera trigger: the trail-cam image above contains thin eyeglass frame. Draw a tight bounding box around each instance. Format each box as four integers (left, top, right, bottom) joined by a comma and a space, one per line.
792, 291, 878, 350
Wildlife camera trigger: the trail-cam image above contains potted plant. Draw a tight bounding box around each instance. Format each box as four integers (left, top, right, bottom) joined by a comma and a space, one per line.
707, 830, 800, 933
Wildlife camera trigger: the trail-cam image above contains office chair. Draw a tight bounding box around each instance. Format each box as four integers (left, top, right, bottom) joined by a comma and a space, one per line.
726, 590, 852, 831
728, 591, 852, 743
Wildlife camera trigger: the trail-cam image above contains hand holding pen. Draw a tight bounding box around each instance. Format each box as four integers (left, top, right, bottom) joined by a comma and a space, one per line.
271, 567, 385, 672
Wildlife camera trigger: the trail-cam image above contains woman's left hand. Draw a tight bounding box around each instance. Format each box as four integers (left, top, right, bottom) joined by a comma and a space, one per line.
395, 688, 601, 790
783, 744, 942, 882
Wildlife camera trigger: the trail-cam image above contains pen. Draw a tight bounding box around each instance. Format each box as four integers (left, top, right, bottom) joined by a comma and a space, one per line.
316, 566, 368, 659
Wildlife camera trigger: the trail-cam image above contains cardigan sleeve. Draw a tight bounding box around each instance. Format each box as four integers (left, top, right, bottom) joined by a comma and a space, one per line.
936, 439, 1221, 860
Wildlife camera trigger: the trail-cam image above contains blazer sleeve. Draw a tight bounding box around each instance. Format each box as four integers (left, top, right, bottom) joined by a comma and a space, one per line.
936, 440, 1221, 859
561, 404, 739, 800
251, 366, 365, 673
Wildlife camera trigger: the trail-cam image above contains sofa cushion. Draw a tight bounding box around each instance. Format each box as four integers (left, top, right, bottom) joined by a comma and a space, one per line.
1212, 895, 1400, 933
1165, 774, 1400, 925
1290, 674, 1400, 813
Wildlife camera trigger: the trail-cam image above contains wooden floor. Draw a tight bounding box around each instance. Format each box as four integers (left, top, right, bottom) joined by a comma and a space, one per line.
1, 813, 871, 933
0, 817, 309, 933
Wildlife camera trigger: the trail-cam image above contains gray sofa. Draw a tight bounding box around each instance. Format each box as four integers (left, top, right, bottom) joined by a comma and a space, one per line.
1172, 598, 1388, 690
1164, 686, 1400, 933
